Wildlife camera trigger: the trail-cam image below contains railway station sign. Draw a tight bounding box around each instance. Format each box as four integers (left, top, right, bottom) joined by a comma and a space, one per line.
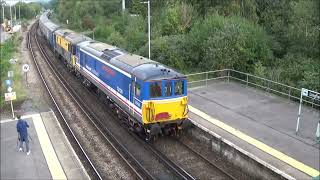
22, 64, 30, 72
8, 71, 14, 78
5, 79, 12, 87
4, 92, 16, 101
9, 58, 17, 64
301, 88, 320, 101
296, 88, 320, 134
7, 86, 13, 93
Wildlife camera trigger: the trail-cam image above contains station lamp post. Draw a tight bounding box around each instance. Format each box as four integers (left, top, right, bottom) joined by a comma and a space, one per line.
122, 0, 125, 12
140, 0, 151, 60
2, 3, 4, 24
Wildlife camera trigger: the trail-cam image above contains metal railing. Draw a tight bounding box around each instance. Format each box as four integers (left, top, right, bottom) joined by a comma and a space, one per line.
186, 69, 320, 109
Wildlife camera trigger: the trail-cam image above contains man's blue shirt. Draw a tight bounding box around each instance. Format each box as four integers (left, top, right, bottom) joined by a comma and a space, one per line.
16, 119, 29, 140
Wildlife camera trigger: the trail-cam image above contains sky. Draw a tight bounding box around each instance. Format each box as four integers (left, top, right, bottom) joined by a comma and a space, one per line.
4, 0, 49, 5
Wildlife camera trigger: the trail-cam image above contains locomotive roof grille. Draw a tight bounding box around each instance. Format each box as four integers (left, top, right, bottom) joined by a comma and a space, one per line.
65, 33, 91, 44
101, 50, 121, 61
87, 42, 116, 52
116, 54, 154, 67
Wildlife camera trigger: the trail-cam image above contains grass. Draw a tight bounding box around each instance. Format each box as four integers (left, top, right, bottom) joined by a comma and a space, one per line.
0, 33, 27, 108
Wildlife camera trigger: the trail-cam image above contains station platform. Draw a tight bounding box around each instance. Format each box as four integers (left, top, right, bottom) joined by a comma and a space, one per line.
1, 111, 89, 180
188, 81, 320, 179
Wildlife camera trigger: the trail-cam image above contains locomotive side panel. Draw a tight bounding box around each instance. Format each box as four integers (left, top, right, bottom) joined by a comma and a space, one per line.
78, 49, 144, 124
55, 35, 69, 61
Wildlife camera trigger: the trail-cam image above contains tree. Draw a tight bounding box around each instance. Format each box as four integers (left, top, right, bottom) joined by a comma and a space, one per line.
287, 0, 319, 58
160, 2, 196, 35
107, 31, 126, 48
187, 15, 272, 72
82, 15, 95, 30
129, 0, 146, 16
255, 0, 293, 58
138, 35, 188, 71
123, 15, 146, 52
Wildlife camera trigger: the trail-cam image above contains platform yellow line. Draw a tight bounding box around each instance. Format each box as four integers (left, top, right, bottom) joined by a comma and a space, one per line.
33, 114, 67, 180
189, 105, 320, 178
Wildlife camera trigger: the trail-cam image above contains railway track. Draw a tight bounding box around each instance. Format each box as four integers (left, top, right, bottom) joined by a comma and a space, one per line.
31, 20, 246, 180
29, 22, 154, 180
30, 21, 199, 180
123, 130, 195, 180
174, 138, 237, 179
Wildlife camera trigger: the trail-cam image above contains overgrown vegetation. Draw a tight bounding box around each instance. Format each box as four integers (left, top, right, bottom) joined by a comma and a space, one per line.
0, 35, 26, 107
0, 1, 38, 107
49, 0, 319, 91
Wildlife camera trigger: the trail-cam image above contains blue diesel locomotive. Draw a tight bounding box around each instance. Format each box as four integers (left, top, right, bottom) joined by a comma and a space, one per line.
39, 12, 189, 139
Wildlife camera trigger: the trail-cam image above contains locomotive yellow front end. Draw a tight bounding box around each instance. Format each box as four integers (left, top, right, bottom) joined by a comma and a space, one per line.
142, 79, 189, 136
143, 96, 188, 123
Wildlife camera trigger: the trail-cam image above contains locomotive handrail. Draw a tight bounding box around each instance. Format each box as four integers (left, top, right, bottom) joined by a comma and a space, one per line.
186, 69, 320, 109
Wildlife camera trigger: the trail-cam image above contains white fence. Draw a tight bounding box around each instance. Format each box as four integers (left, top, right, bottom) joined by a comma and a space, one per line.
186, 69, 320, 109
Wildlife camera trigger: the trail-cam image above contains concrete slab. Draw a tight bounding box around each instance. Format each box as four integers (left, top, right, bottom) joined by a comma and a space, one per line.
0, 112, 90, 180
1, 118, 51, 180
188, 81, 320, 178
40, 111, 90, 180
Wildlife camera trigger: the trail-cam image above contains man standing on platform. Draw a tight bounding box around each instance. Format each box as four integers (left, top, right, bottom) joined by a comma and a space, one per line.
16, 115, 30, 155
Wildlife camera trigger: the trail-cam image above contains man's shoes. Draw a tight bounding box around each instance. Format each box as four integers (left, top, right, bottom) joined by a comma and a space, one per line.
19, 148, 23, 152
27, 151, 30, 155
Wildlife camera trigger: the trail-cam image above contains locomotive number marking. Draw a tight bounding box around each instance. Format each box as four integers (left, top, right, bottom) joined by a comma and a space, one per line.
117, 86, 123, 94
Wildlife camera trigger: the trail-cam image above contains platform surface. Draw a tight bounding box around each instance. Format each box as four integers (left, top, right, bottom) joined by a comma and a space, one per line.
188, 81, 320, 179
1, 112, 89, 180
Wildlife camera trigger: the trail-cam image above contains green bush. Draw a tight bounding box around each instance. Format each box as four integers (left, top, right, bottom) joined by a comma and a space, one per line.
288, 0, 319, 58
272, 54, 320, 91
123, 16, 147, 52
94, 25, 115, 42
107, 31, 126, 48
187, 15, 273, 73
0, 34, 24, 107
160, 2, 196, 36
0, 40, 15, 78
138, 35, 190, 72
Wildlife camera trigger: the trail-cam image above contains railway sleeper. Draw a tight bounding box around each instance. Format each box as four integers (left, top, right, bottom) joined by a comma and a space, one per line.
82, 78, 92, 88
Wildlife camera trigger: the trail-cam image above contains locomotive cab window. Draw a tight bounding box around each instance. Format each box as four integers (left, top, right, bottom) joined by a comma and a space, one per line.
72, 45, 76, 55
135, 83, 141, 97
174, 80, 184, 95
164, 81, 172, 97
150, 82, 162, 98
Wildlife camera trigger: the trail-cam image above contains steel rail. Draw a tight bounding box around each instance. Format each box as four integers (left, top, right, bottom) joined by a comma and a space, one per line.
31, 22, 155, 180
28, 23, 103, 180
35, 21, 225, 180
34, 23, 155, 180
175, 138, 237, 180
146, 143, 196, 180
35, 21, 199, 180
126, 130, 196, 180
